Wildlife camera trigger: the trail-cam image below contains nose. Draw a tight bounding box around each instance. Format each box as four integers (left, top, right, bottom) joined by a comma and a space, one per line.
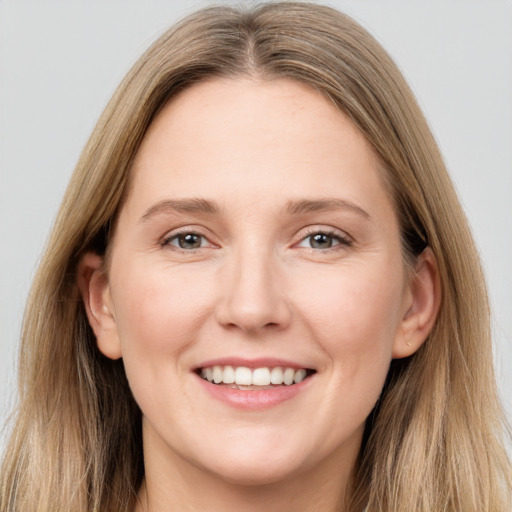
214, 246, 292, 334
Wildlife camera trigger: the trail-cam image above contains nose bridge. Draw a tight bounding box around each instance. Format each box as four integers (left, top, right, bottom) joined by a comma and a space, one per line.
216, 240, 290, 333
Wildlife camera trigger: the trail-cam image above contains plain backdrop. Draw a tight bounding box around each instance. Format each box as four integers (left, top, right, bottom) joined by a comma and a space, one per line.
1, 0, 511, 449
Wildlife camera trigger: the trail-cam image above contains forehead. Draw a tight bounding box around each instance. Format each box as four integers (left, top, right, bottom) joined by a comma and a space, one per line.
124, 77, 394, 222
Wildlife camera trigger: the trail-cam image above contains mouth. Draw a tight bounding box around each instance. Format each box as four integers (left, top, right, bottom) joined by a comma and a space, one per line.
195, 365, 316, 390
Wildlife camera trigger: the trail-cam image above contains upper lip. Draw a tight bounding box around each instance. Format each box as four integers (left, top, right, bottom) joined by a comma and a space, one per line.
193, 357, 314, 371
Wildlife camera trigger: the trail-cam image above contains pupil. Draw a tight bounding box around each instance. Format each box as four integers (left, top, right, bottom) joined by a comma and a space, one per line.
179, 233, 201, 249
311, 233, 332, 248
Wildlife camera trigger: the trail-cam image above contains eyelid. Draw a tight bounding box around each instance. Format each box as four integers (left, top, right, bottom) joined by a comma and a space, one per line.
158, 224, 353, 251
294, 226, 353, 249
159, 226, 218, 250
167, 233, 209, 249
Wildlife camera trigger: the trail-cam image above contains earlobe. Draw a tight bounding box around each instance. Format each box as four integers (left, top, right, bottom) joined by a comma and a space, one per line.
393, 248, 441, 359
77, 252, 122, 360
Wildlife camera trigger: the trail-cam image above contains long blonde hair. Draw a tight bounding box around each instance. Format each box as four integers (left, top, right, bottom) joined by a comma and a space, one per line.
1, 3, 510, 511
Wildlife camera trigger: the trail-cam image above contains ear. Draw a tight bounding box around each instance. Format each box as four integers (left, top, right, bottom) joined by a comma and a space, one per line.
393, 248, 441, 359
77, 252, 122, 360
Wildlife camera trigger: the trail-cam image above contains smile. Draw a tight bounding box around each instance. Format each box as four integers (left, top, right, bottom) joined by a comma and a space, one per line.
194, 358, 316, 409
198, 365, 315, 388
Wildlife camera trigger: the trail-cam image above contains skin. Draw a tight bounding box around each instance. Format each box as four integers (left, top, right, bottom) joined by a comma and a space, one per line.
79, 77, 439, 511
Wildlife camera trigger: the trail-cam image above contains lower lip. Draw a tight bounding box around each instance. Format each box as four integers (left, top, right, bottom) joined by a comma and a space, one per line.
195, 373, 313, 410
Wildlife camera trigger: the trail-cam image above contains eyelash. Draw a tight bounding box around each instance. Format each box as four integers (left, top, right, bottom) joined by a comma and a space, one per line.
161, 231, 211, 251
160, 228, 353, 252
297, 229, 353, 251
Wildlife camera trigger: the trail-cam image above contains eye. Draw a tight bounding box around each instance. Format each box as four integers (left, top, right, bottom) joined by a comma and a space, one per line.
163, 232, 210, 250
297, 231, 351, 250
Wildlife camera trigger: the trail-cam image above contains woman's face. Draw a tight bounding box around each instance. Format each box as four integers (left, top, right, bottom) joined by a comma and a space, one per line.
94, 78, 420, 485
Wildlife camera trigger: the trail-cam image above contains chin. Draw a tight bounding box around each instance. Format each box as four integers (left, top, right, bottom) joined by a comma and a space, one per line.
207, 458, 304, 487
195, 438, 312, 487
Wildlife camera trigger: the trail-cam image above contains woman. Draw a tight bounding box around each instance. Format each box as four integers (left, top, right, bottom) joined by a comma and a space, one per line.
1, 2, 510, 511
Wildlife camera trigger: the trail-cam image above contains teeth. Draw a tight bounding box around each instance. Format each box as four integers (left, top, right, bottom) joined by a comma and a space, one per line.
294, 369, 307, 383
283, 367, 295, 385
223, 365, 235, 384
235, 367, 252, 385
200, 365, 311, 386
270, 367, 284, 385
252, 367, 271, 386
212, 366, 223, 384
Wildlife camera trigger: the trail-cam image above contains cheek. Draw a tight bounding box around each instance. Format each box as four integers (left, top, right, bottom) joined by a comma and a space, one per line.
108, 262, 221, 421
293, 260, 404, 372
110, 263, 214, 370
277, 260, 406, 453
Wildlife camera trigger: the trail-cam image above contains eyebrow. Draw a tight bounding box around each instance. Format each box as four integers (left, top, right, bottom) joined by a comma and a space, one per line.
140, 198, 221, 222
284, 198, 371, 220
139, 197, 371, 223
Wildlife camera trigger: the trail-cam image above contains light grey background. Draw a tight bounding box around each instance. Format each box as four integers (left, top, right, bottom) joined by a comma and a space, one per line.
1, 0, 511, 448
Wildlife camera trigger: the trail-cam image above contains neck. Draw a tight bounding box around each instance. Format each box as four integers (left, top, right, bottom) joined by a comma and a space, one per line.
135, 468, 352, 512
133, 427, 360, 512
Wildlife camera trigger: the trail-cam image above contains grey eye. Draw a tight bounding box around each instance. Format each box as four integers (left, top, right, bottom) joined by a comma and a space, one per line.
304, 233, 340, 249
169, 233, 206, 249
309, 233, 339, 249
